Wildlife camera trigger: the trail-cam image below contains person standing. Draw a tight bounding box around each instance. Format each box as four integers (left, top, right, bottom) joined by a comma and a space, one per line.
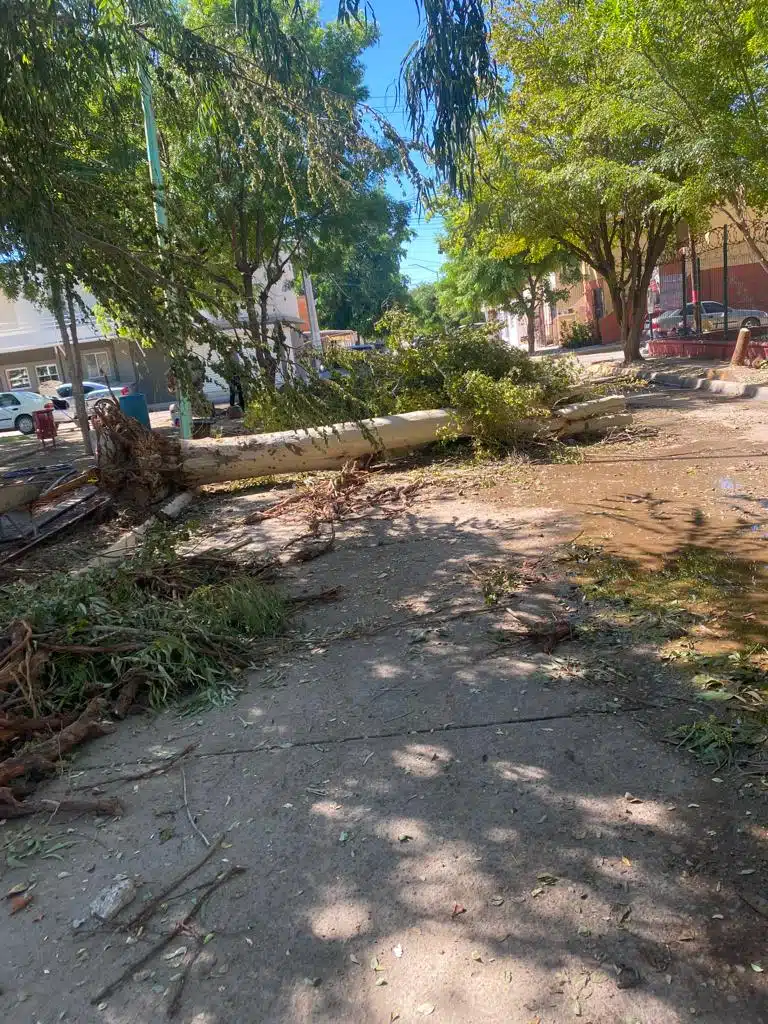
229, 351, 244, 409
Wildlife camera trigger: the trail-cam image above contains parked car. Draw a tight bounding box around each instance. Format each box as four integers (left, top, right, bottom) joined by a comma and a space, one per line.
51, 381, 135, 418
0, 391, 55, 434
652, 301, 768, 337
54, 380, 109, 400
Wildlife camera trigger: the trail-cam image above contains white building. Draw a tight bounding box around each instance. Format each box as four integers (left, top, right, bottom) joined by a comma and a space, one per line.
0, 266, 306, 404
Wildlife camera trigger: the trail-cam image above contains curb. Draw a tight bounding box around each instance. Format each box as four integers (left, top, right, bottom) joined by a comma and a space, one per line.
640, 370, 768, 402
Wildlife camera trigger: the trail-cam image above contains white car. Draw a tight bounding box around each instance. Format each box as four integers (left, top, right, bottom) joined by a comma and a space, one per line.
51, 381, 135, 419
0, 391, 55, 435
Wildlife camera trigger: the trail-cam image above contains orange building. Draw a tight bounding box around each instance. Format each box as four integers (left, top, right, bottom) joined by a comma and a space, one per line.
547, 212, 768, 346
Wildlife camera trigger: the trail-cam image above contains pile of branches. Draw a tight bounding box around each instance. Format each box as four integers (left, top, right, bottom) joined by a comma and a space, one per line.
95, 402, 181, 505
245, 464, 422, 532
0, 549, 285, 816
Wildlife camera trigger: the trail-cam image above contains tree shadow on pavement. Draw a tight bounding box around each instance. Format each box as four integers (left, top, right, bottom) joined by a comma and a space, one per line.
3, 496, 766, 1024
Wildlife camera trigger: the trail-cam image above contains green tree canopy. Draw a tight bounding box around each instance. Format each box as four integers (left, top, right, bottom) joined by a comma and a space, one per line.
591, 0, 768, 273
310, 191, 412, 338
0, 0, 496, 376
435, 196, 580, 351
476, 0, 705, 361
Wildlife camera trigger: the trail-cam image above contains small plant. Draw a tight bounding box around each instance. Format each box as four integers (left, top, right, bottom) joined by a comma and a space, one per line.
672, 717, 736, 768
560, 320, 597, 349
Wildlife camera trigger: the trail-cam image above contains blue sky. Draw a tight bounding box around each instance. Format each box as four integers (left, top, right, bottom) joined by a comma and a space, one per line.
319, 0, 445, 286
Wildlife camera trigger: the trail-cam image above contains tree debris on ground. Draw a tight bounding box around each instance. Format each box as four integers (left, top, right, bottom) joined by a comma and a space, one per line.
92, 860, 245, 1016
0, 534, 287, 812
244, 463, 422, 532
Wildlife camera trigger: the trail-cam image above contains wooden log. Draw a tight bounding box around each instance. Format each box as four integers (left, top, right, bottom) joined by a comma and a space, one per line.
178, 410, 458, 486
555, 395, 627, 422
731, 327, 751, 366
557, 412, 632, 438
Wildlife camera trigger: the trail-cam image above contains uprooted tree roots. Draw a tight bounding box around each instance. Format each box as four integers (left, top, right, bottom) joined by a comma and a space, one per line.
95, 403, 181, 504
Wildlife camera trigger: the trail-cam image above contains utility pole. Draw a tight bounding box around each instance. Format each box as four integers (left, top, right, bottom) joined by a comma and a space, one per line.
723, 226, 729, 341
303, 274, 323, 354
138, 61, 193, 439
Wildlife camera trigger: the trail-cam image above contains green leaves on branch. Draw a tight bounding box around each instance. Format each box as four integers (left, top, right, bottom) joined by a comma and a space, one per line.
246, 318, 576, 444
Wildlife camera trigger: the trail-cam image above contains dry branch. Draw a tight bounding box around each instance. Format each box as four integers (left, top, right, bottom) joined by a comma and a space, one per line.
0, 787, 121, 819
122, 833, 224, 932
92, 865, 245, 1006
0, 698, 114, 788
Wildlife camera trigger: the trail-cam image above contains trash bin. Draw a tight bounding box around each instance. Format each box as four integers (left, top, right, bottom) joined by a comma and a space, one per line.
118, 393, 151, 429
33, 408, 58, 447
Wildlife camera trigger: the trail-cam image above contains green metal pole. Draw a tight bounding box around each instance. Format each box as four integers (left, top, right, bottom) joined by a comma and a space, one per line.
723, 226, 729, 341
138, 62, 193, 440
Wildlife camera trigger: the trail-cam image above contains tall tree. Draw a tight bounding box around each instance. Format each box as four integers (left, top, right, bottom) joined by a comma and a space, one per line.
596, 0, 768, 274
436, 198, 580, 351
483, 0, 701, 362
311, 192, 412, 338
0, 0, 496, 407
151, 2, 401, 384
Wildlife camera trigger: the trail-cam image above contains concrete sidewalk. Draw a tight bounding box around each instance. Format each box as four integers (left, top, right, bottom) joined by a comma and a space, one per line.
2, 494, 764, 1024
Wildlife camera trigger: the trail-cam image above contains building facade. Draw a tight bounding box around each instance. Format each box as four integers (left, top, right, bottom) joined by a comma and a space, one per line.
547, 212, 768, 346
0, 267, 307, 404
0, 291, 136, 392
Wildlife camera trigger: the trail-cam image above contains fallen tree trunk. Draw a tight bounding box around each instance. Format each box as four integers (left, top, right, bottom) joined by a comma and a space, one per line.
179, 410, 457, 486
554, 394, 627, 422
557, 412, 632, 438
99, 402, 630, 500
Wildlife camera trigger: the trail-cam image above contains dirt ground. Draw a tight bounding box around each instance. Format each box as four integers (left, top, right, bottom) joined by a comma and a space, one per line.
486, 388, 768, 562
1, 387, 767, 1024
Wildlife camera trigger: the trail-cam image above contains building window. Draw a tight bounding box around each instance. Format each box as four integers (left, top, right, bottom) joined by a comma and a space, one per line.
84, 351, 110, 381
7, 367, 30, 390
36, 364, 60, 385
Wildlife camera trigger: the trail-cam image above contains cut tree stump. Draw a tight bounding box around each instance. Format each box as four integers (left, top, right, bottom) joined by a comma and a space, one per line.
731, 327, 751, 366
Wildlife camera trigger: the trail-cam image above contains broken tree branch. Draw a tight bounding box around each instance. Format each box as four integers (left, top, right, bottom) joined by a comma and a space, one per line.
122, 833, 224, 932
0, 787, 122, 819
92, 865, 245, 1006
181, 765, 210, 847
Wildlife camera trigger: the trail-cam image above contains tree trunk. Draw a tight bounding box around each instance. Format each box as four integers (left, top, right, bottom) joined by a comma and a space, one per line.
241, 269, 277, 384
65, 284, 94, 455
609, 281, 645, 364
178, 410, 457, 485
258, 290, 278, 387
49, 278, 93, 455
526, 310, 536, 354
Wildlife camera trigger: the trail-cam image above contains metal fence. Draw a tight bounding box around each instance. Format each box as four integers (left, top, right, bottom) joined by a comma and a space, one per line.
657, 225, 768, 340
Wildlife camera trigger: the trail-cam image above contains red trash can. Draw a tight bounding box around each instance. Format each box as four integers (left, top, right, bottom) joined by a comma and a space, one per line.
33, 408, 58, 447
